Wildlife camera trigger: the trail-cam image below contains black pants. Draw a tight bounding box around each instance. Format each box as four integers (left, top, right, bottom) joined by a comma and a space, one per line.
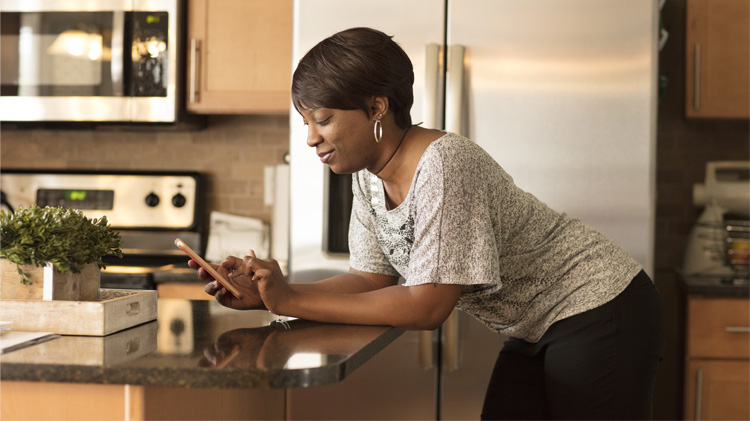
481, 271, 665, 420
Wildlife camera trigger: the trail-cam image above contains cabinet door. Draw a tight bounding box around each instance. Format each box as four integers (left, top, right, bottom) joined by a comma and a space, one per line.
684, 360, 750, 420
686, 0, 750, 118
186, 0, 292, 114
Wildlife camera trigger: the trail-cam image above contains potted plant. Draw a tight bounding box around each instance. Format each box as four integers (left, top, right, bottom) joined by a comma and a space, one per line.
0, 205, 122, 301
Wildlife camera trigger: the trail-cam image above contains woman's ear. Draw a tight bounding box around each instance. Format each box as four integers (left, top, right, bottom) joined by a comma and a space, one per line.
369, 96, 389, 120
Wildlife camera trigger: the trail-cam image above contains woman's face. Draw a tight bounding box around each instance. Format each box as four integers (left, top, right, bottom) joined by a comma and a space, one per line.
299, 107, 377, 174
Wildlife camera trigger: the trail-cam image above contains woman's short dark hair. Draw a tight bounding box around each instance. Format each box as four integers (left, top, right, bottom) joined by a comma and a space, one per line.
292, 27, 414, 129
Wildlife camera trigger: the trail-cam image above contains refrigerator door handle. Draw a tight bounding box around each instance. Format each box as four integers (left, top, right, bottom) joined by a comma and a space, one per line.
442, 309, 460, 371
418, 330, 435, 369
445, 44, 466, 136
423, 43, 442, 130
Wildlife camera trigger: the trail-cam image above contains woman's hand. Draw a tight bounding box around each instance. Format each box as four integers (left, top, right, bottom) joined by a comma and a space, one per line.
248, 256, 296, 316
188, 252, 265, 310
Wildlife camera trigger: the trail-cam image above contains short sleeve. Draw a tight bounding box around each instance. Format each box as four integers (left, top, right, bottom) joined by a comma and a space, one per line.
348, 172, 401, 277
405, 142, 501, 287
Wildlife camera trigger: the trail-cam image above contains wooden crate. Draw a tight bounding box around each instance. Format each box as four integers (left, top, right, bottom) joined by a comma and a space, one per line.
0, 289, 157, 336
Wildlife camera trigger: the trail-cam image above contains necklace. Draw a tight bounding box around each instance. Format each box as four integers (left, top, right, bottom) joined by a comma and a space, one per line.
373, 125, 412, 175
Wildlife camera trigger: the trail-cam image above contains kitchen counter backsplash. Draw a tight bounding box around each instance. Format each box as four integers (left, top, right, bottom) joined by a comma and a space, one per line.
0, 115, 289, 226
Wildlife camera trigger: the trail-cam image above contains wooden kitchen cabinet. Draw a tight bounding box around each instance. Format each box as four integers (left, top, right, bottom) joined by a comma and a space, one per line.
685, 0, 750, 118
684, 360, 750, 420
683, 297, 750, 420
1, 382, 285, 420
186, 0, 292, 114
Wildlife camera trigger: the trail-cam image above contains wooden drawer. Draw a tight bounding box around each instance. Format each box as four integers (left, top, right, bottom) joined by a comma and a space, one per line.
687, 297, 750, 359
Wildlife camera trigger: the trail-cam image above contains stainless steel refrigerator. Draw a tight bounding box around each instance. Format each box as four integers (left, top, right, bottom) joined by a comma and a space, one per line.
287, 0, 658, 419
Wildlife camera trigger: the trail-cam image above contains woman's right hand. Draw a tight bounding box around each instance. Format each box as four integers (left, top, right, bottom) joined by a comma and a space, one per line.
188, 253, 265, 310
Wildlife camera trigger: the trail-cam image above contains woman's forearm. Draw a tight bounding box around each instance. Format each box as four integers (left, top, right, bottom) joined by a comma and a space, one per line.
248, 260, 459, 330
280, 283, 462, 331
289, 271, 397, 294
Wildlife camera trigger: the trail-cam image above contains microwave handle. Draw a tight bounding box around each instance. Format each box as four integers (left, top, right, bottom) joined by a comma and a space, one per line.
111, 11, 125, 96
189, 38, 201, 103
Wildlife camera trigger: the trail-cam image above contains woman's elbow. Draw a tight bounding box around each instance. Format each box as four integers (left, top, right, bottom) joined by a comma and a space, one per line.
395, 306, 454, 331
388, 283, 461, 330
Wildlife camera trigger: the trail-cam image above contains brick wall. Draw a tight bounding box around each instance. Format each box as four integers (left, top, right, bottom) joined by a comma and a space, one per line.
0, 115, 290, 227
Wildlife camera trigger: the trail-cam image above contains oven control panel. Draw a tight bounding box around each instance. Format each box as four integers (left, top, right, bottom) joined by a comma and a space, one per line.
1, 171, 200, 230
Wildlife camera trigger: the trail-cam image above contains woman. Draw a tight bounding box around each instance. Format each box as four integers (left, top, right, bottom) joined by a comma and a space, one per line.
190, 27, 665, 420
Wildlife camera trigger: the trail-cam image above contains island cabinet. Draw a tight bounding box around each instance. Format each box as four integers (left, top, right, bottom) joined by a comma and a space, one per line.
683, 296, 750, 420
685, 0, 750, 118
2, 383, 285, 420
186, 0, 292, 114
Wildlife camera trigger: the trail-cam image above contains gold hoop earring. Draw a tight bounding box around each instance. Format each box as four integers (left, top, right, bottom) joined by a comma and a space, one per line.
373, 116, 383, 143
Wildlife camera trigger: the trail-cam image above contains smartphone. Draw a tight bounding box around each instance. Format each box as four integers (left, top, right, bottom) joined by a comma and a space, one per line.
174, 238, 243, 299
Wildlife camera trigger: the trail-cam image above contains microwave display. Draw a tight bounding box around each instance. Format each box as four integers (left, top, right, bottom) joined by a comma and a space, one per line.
0, 11, 168, 98
131, 11, 169, 97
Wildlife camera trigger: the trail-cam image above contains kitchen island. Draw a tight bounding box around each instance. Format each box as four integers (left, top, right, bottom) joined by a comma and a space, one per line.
0, 298, 403, 420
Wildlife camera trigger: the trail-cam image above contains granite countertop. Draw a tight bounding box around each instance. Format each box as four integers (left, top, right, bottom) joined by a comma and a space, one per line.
0, 299, 403, 389
680, 273, 750, 298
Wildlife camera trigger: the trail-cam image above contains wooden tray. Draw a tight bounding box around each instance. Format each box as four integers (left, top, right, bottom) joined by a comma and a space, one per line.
0, 289, 157, 336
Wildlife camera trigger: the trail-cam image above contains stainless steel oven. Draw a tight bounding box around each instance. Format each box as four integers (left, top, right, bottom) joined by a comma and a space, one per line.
0, 169, 204, 289
0, 0, 180, 123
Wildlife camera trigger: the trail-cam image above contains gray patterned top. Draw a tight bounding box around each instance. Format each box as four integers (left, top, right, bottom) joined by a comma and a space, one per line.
348, 132, 642, 342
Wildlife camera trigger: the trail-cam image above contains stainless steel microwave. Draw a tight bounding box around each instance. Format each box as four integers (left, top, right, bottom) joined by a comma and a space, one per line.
0, 0, 180, 123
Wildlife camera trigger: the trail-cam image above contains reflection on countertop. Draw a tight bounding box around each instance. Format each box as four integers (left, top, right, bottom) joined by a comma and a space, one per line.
1, 322, 158, 366
0, 299, 403, 389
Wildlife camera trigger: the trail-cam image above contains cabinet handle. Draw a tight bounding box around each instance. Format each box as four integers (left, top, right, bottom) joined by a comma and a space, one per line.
693, 43, 701, 111
189, 38, 202, 103
725, 326, 750, 333
695, 369, 703, 421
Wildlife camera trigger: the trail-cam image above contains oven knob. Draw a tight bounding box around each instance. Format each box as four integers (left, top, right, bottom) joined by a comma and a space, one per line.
145, 192, 160, 207
172, 193, 187, 208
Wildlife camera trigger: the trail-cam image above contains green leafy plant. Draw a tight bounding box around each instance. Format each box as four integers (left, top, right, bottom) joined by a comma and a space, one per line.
0, 206, 123, 286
